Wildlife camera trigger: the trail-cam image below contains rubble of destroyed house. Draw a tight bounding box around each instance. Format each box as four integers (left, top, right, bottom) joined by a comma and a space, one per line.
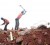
0, 25, 50, 45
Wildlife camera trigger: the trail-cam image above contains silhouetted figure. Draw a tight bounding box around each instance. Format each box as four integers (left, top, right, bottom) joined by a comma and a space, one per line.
15, 10, 26, 30
1, 17, 9, 31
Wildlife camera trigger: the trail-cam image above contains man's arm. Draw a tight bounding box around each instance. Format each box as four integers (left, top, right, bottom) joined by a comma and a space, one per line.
21, 10, 26, 15
1, 22, 5, 25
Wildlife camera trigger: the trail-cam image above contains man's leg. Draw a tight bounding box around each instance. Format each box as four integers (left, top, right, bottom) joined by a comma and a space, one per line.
4, 23, 8, 31
15, 25, 19, 30
15, 19, 19, 30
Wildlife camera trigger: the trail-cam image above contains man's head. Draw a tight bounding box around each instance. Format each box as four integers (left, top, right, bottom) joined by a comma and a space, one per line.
1, 17, 4, 20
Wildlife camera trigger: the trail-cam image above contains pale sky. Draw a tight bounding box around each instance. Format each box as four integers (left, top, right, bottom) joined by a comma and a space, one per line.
0, 0, 50, 29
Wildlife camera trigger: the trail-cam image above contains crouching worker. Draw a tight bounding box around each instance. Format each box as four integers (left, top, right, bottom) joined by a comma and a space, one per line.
1, 17, 9, 31
15, 9, 26, 30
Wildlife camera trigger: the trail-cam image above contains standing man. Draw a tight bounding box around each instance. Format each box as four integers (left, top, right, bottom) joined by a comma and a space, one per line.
1, 17, 9, 31
15, 5, 26, 30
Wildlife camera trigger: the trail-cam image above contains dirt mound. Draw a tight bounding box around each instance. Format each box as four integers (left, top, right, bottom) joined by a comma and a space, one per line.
0, 27, 50, 45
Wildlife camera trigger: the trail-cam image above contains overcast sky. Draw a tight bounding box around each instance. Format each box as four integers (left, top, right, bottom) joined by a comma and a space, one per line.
0, 0, 50, 29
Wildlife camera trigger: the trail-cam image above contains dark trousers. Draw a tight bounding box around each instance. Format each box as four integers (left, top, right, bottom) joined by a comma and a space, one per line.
4, 23, 9, 31
15, 18, 19, 30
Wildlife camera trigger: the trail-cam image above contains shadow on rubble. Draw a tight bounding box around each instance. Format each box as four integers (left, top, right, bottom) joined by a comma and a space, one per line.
16, 41, 22, 45
37, 25, 47, 29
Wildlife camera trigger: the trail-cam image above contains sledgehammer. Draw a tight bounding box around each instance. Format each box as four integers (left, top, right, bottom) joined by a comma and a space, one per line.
19, 5, 27, 12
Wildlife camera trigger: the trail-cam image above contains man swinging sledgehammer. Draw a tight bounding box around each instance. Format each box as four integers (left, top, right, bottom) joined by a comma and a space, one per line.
15, 5, 27, 30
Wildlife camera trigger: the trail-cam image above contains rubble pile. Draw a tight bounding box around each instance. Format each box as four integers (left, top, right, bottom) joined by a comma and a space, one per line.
0, 25, 50, 45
